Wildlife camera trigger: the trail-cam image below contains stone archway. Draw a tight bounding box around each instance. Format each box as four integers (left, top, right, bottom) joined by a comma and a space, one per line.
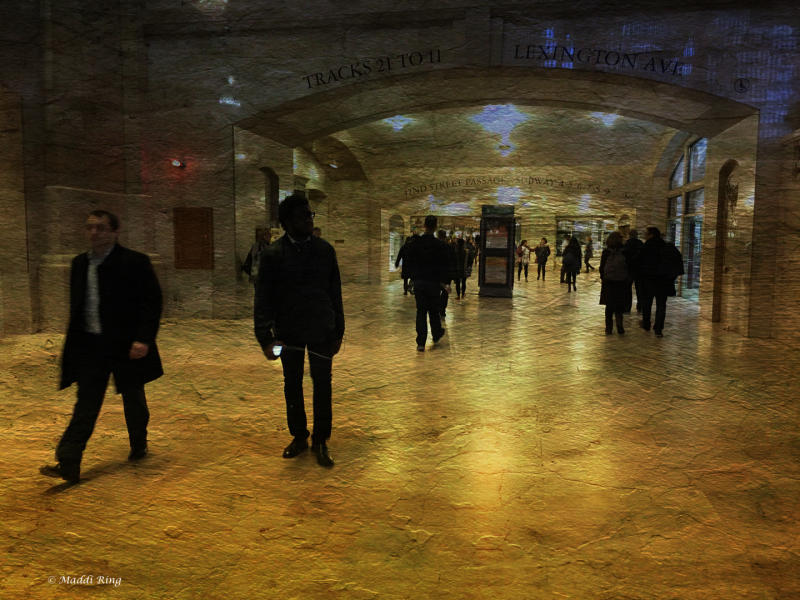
712, 159, 740, 323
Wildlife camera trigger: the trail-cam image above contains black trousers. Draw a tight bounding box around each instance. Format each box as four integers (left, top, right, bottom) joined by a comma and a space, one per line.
440, 285, 449, 315
537, 261, 547, 279
455, 277, 467, 297
414, 280, 444, 346
640, 280, 668, 332
585, 256, 595, 271
279, 338, 334, 443
565, 269, 577, 289
517, 262, 529, 280
57, 334, 149, 467
605, 306, 624, 332
402, 276, 410, 293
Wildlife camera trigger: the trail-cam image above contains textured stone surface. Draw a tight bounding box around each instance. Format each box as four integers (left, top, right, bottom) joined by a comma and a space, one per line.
2, 277, 798, 599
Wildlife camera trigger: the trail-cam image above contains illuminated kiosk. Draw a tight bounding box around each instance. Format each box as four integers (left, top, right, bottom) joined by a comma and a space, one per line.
478, 205, 516, 298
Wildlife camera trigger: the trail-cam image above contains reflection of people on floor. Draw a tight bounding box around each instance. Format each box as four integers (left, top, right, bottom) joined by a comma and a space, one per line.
561, 236, 582, 292
242, 228, 271, 284
623, 229, 645, 313
637, 226, 684, 338
254, 193, 344, 467
40, 210, 163, 485
406, 216, 450, 352
599, 231, 630, 335
534, 238, 550, 280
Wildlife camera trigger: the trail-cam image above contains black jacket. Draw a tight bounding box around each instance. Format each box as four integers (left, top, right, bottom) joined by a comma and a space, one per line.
405, 233, 451, 284
622, 237, 644, 279
638, 237, 684, 296
254, 234, 345, 347
60, 245, 163, 390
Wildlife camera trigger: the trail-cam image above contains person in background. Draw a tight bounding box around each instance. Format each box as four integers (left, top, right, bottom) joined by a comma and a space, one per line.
463, 237, 477, 296
395, 234, 417, 296
560, 234, 571, 283
406, 217, 450, 352
584, 236, 595, 272
561, 235, 582, 292
534, 238, 551, 281
436, 230, 456, 317
242, 228, 271, 284
516, 240, 532, 282
623, 229, 645, 313
599, 231, 630, 335
637, 226, 684, 338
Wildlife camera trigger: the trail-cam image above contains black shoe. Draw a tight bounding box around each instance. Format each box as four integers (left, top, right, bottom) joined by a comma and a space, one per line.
432, 329, 446, 344
605, 329, 613, 335
639, 320, 651, 331
417, 345, 425, 352
312, 442, 334, 468
282, 437, 309, 458
655, 331, 664, 338
128, 446, 148, 461
618, 328, 625, 335
39, 463, 80, 484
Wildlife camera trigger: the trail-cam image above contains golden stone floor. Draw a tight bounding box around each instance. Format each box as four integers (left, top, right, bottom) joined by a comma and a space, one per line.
1, 272, 799, 600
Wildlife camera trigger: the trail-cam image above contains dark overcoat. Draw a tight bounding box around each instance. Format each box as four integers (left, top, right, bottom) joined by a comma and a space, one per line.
60, 245, 164, 391
598, 248, 630, 310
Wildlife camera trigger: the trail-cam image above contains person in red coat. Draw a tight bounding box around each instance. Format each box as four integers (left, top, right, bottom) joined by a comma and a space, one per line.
40, 210, 163, 484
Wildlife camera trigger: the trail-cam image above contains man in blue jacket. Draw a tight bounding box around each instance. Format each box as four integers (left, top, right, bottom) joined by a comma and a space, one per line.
40, 210, 163, 484
254, 193, 344, 467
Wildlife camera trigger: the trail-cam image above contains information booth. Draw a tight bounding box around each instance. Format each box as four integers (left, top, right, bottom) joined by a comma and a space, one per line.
478, 205, 516, 297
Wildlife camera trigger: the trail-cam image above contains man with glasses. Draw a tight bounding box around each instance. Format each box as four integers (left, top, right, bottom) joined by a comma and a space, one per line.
40, 210, 163, 484
254, 193, 344, 467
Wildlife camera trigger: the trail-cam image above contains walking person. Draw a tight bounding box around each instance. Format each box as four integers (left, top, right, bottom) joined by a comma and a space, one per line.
561, 236, 582, 292
638, 226, 684, 338
40, 210, 163, 484
534, 238, 550, 280
623, 229, 644, 313
454, 238, 468, 299
599, 231, 630, 335
242, 228, 271, 284
395, 234, 417, 296
463, 237, 477, 297
436, 230, 455, 317
254, 193, 345, 467
406, 216, 450, 352
559, 234, 570, 283
516, 240, 532, 282
584, 236, 595, 272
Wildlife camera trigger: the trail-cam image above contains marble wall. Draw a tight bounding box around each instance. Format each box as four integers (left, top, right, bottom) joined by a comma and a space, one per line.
0, 1, 799, 339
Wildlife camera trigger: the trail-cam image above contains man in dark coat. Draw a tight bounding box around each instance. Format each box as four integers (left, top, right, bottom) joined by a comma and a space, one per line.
40, 210, 163, 484
394, 234, 417, 295
254, 193, 344, 468
622, 229, 645, 313
638, 226, 684, 337
406, 215, 450, 352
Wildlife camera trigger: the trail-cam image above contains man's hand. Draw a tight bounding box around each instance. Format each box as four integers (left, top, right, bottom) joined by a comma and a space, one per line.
443, 284, 452, 294
263, 340, 284, 361
129, 341, 149, 360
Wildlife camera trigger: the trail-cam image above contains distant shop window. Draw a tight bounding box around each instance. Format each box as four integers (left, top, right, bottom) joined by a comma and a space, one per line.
669, 154, 685, 190
174, 207, 214, 269
687, 138, 707, 182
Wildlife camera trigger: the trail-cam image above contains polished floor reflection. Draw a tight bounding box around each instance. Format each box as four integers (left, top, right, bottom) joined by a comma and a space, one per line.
2, 271, 798, 599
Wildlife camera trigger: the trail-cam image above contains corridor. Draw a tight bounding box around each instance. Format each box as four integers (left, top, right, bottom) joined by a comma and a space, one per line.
1, 272, 798, 599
